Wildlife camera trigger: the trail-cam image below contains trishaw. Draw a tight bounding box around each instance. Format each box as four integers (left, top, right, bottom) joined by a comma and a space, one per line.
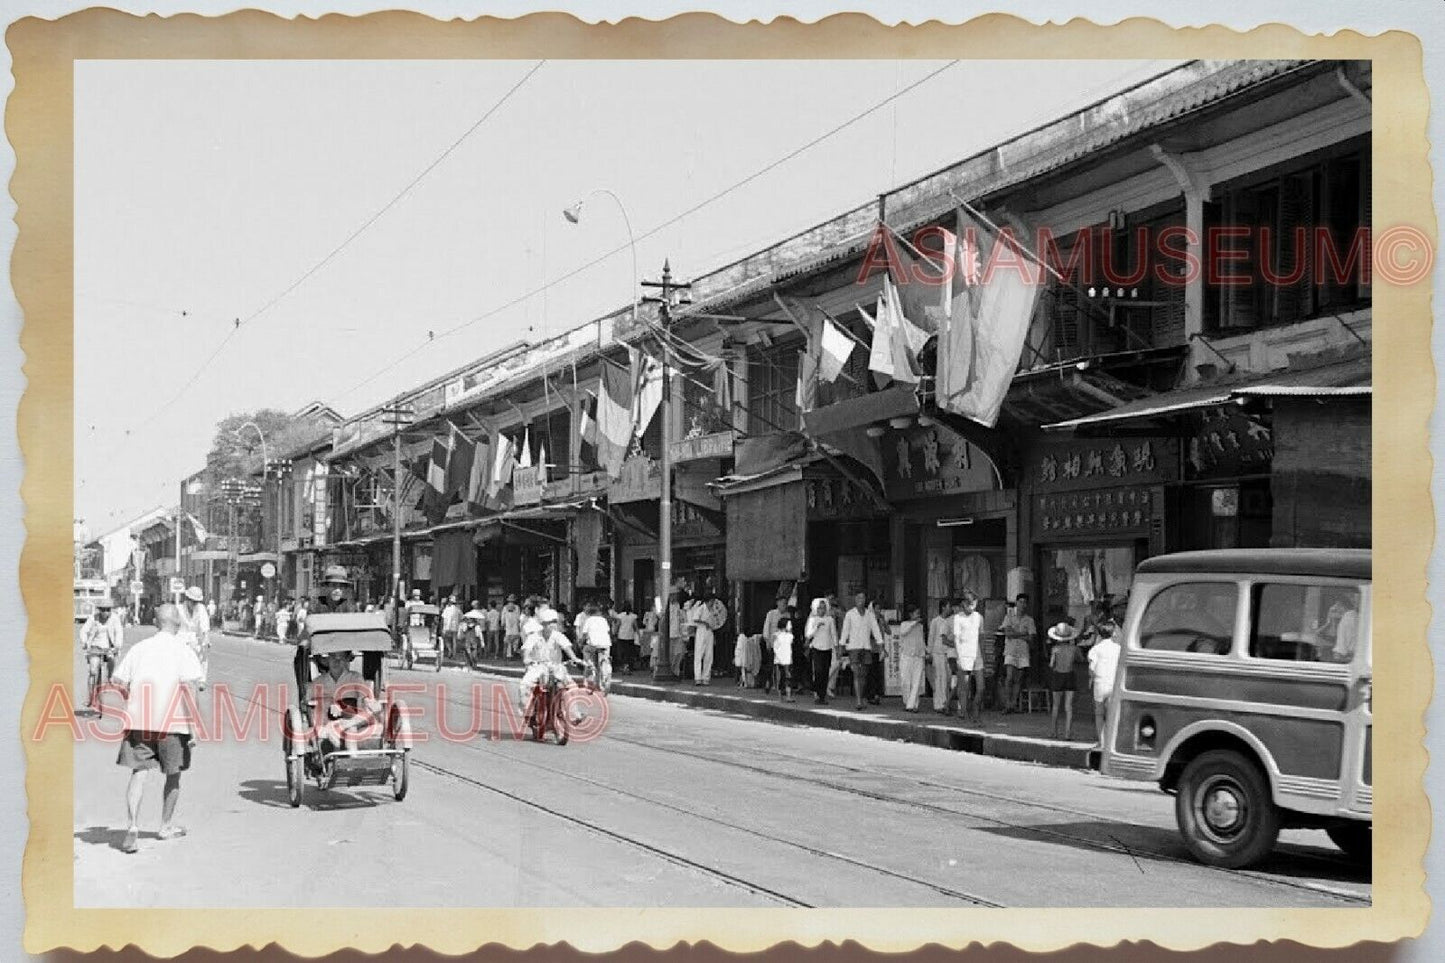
402, 603, 443, 671
283, 612, 414, 808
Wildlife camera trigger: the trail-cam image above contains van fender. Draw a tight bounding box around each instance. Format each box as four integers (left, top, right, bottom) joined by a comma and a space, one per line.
1157, 719, 1280, 796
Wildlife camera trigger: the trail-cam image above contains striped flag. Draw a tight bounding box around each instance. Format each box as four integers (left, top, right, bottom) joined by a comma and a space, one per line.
597, 359, 635, 477
487, 433, 515, 499
579, 391, 598, 447
818, 316, 855, 384
426, 434, 451, 493
444, 422, 475, 504
633, 354, 664, 439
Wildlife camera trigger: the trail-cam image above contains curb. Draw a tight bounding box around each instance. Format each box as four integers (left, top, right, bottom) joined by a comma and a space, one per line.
221, 632, 1098, 771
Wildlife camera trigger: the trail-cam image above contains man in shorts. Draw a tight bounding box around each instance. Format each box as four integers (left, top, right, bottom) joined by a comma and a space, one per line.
1000, 593, 1037, 713
112, 603, 206, 854
951, 592, 985, 723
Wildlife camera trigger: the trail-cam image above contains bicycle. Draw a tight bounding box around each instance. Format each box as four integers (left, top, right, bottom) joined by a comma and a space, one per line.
82, 645, 113, 710
527, 662, 584, 745
581, 644, 612, 695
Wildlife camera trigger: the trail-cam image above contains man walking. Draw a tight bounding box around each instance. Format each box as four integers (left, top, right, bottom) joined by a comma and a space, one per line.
112, 603, 206, 854
928, 600, 954, 713
485, 600, 502, 659
1087, 619, 1122, 748
441, 595, 462, 662
501, 595, 522, 659
840, 592, 883, 710
177, 586, 211, 681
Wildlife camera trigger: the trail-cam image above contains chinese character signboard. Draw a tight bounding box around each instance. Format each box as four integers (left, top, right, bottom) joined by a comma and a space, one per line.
1032, 437, 1177, 493
1035, 486, 1161, 538
805, 477, 876, 520
1187, 410, 1273, 479
881, 425, 997, 501
669, 429, 733, 465
513, 465, 542, 506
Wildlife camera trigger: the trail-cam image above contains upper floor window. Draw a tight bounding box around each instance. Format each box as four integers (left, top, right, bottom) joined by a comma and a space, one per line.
747, 339, 801, 436
1206, 137, 1370, 333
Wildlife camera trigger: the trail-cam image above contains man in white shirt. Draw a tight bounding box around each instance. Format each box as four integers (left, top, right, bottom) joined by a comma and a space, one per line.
1087, 619, 1122, 749
501, 595, 523, 659
840, 592, 884, 710
928, 600, 955, 713
579, 603, 614, 692
517, 609, 581, 720
111, 603, 206, 854
485, 601, 502, 659
440, 596, 462, 662
951, 592, 984, 722
177, 586, 211, 681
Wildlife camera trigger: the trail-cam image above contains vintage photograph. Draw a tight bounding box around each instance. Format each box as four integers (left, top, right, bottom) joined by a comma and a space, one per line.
67, 53, 1376, 914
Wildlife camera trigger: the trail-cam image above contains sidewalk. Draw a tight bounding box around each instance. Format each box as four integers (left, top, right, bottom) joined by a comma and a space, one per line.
224, 630, 1100, 770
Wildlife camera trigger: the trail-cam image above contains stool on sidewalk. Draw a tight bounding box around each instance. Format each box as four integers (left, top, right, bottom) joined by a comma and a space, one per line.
1017, 687, 1049, 713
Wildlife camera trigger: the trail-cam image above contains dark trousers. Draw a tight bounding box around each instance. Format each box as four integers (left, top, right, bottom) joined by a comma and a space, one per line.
868, 655, 884, 702
810, 649, 831, 702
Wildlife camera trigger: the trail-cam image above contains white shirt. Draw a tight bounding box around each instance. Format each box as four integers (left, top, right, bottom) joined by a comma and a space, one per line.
841, 607, 883, 652
502, 605, 522, 635
614, 611, 638, 640
1088, 638, 1122, 700
177, 601, 211, 651
928, 614, 953, 656
952, 610, 983, 668
581, 614, 612, 649
771, 630, 794, 666
112, 629, 205, 734
486, 608, 501, 631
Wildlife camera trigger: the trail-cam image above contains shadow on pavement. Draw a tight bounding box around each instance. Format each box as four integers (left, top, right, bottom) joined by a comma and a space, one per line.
237, 778, 387, 811
973, 820, 1370, 885
74, 825, 141, 851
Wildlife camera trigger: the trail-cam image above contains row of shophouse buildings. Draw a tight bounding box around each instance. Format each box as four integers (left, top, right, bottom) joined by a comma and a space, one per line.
108, 60, 1373, 658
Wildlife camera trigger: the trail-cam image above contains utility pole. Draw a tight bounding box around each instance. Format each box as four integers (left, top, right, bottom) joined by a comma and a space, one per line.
382, 402, 416, 603
641, 259, 691, 682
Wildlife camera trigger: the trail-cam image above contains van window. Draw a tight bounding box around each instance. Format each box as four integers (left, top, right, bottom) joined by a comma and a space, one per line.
1249, 582, 1363, 664
1138, 582, 1238, 654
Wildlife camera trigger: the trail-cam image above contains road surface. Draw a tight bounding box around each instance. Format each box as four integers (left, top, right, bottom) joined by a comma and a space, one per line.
71, 627, 1371, 907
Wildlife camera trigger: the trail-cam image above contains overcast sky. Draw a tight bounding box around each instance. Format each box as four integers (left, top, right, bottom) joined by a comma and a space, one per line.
74, 57, 1182, 535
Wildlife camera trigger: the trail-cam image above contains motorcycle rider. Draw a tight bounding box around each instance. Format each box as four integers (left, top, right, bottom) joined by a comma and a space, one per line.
516, 608, 582, 724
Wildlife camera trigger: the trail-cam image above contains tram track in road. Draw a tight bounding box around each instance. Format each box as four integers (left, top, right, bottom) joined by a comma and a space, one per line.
435, 735, 1006, 907
598, 733, 1371, 906
409, 758, 816, 908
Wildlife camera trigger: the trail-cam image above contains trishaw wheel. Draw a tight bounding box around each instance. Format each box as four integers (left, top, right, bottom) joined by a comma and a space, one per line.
287, 754, 304, 807
392, 750, 410, 801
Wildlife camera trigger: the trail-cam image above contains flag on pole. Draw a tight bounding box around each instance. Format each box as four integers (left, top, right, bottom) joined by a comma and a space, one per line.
795, 347, 818, 413
597, 359, 635, 477
818, 316, 855, 384
426, 434, 451, 493
633, 355, 664, 439
444, 422, 476, 504
863, 296, 893, 387
466, 435, 489, 505
185, 513, 210, 543
937, 207, 1040, 427
883, 277, 921, 385
487, 433, 516, 499
518, 427, 532, 469
579, 391, 598, 448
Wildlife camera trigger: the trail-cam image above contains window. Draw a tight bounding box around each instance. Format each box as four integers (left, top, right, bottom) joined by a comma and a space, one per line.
1249, 582, 1363, 664
1138, 582, 1238, 654
747, 340, 801, 435
1206, 139, 1370, 332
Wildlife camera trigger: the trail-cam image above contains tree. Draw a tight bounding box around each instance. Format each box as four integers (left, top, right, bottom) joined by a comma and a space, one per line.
200, 408, 335, 543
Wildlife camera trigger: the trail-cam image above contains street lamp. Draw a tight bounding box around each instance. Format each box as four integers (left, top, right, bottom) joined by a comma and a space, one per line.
236, 421, 280, 599
381, 402, 416, 604
563, 188, 639, 324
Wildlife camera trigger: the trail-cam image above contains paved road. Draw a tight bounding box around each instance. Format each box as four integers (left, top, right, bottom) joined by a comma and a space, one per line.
72, 627, 1371, 908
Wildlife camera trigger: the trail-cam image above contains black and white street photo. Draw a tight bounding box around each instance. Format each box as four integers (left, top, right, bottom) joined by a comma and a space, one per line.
69, 55, 1375, 911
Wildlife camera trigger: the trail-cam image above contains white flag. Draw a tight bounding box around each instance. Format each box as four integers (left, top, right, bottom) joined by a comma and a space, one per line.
818, 317, 855, 384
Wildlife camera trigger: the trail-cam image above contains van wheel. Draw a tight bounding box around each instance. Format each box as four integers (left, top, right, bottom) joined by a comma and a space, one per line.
1175, 749, 1279, 868
1326, 823, 1371, 864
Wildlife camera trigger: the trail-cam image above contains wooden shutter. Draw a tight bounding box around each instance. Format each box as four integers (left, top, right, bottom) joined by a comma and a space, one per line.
1273, 171, 1314, 324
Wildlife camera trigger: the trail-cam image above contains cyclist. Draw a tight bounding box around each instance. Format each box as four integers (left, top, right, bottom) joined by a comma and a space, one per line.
178, 586, 211, 680
79, 597, 120, 710
579, 602, 613, 693
517, 608, 582, 724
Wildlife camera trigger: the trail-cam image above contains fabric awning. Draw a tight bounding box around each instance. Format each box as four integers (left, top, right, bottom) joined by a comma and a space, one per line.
1043, 356, 1370, 431
726, 477, 807, 581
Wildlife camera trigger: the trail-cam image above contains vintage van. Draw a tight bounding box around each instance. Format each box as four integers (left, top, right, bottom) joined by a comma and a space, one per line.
1100, 549, 1371, 869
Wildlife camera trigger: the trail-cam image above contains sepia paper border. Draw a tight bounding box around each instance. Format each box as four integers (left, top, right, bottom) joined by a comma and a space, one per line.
12, 10, 1433, 955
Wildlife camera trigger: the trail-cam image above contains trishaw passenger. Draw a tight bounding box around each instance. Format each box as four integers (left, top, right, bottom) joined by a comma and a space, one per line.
516, 609, 581, 719
313, 650, 382, 752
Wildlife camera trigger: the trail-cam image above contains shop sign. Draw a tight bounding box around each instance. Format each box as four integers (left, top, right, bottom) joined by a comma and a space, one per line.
805, 477, 875, 520
1033, 437, 1176, 493
311, 464, 329, 548
513, 465, 543, 506
671, 500, 721, 541
608, 454, 661, 504
1036, 485, 1157, 538
883, 425, 997, 501
669, 429, 733, 465
1188, 410, 1273, 479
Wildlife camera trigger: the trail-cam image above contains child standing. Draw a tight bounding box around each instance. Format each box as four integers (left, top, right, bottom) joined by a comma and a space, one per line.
772, 617, 795, 702
1047, 622, 1082, 740
1087, 619, 1122, 748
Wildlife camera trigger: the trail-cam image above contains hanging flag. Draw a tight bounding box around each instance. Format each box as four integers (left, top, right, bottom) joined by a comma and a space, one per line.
487, 433, 516, 499
185, 513, 210, 544
795, 347, 818, 414
884, 225, 941, 345
426, 433, 451, 493
633, 355, 664, 439
863, 296, 892, 387
579, 391, 598, 448
884, 276, 920, 384
444, 422, 476, 504
938, 207, 1041, 427
516, 427, 532, 469
466, 435, 489, 506
537, 439, 549, 485
818, 316, 855, 384
597, 360, 635, 477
